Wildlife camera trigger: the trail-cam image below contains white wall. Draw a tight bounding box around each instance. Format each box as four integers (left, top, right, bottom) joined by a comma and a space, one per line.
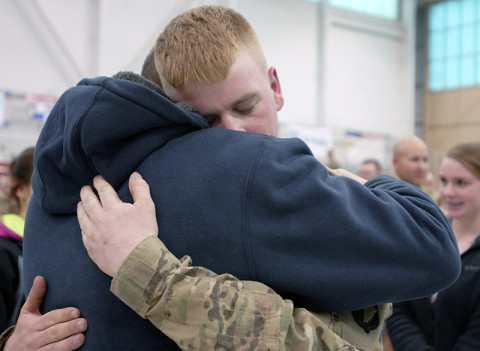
321, 1, 416, 137
0, 0, 416, 162
238, 0, 319, 125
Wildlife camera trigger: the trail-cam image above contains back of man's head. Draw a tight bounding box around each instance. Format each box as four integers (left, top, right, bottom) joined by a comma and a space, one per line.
154, 5, 266, 91
358, 159, 381, 180
141, 48, 162, 87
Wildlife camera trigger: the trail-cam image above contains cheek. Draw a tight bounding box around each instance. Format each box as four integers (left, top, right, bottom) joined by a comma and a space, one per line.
469, 191, 480, 207
439, 187, 447, 198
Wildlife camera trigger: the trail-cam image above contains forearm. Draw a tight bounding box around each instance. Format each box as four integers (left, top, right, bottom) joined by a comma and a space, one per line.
250, 146, 461, 310
111, 236, 359, 350
387, 302, 434, 351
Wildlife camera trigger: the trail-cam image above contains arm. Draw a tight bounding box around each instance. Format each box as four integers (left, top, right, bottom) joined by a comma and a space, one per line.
78, 173, 369, 351
1, 276, 87, 351
246, 137, 461, 311
450, 300, 480, 350
112, 236, 363, 351
386, 300, 435, 351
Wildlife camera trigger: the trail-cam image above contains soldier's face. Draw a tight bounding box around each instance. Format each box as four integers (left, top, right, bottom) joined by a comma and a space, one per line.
163, 51, 284, 137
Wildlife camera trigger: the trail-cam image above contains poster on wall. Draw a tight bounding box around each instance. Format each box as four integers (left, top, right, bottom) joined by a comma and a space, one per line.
25, 93, 58, 123
344, 131, 387, 171
0, 91, 6, 128
279, 123, 334, 160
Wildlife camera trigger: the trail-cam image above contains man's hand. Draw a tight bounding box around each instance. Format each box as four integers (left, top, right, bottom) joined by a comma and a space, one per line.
4, 276, 87, 351
332, 168, 367, 185
77, 172, 158, 277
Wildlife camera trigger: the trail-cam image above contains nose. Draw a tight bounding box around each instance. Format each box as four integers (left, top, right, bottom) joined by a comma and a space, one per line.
440, 182, 454, 197
217, 114, 246, 132
419, 159, 428, 170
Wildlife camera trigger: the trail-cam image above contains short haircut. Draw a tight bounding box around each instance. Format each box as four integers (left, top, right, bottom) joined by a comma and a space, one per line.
393, 135, 427, 158
9, 146, 34, 209
362, 159, 382, 172
447, 143, 480, 179
141, 48, 162, 87
154, 5, 266, 90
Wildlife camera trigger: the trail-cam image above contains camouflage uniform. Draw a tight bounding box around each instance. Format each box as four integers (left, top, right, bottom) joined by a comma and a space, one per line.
112, 236, 391, 350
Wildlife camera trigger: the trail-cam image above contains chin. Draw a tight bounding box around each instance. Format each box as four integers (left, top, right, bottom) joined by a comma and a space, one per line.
446, 209, 462, 220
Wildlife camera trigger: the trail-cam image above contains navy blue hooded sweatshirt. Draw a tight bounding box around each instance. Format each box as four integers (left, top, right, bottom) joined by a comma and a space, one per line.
24, 73, 460, 350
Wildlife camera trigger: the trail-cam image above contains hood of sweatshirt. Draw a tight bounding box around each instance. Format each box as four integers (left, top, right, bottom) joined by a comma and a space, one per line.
31, 72, 209, 215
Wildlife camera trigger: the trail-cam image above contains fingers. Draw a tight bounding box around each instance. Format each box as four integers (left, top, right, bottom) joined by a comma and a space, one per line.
35, 306, 82, 332
325, 166, 341, 176
93, 175, 122, 209
129, 172, 155, 210
39, 332, 86, 351
334, 168, 367, 185
13, 276, 88, 351
79, 184, 102, 218
22, 276, 46, 314
77, 200, 89, 233
36, 313, 87, 350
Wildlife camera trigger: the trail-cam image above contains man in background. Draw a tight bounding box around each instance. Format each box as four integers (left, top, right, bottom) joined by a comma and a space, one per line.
392, 135, 429, 187
358, 159, 382, 180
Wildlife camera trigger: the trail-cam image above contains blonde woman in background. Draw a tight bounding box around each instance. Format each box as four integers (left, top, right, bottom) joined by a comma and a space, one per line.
387, 142, 480, 350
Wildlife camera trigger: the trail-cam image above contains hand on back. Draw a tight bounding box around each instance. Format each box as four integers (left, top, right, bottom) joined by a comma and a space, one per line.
5, 276, 87, 351
77, 172, 158, 277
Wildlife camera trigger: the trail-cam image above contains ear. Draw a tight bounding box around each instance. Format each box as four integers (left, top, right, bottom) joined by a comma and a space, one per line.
268, 67, 284, 111
392, 156, 399, 168
15, 183, 30, 200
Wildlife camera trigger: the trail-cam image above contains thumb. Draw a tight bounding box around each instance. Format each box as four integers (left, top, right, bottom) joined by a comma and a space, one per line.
22, 276, 46, 315
129, 172, 155, 209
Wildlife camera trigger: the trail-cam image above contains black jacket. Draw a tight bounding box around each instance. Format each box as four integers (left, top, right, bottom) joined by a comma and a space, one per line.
388, 236, 480, 350
0, 219, 23, 332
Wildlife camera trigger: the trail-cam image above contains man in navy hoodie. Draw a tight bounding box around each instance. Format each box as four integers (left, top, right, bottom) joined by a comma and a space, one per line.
20, 5, 460, 351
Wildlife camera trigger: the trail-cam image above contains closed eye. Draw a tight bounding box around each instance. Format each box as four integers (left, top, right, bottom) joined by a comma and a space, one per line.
233, 94, 259, 116
204, 114, 220, 127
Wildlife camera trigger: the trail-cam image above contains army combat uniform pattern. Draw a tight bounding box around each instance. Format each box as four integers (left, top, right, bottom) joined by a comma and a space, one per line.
112, 236, 392, 351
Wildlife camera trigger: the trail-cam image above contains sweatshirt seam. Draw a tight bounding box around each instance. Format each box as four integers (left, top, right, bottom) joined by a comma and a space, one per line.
242, 136, 269, 281
73, 86, 106, 177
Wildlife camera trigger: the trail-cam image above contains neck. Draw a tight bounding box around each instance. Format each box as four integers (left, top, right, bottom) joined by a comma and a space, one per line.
452, 215, 480, 254
18, 202, 28, 220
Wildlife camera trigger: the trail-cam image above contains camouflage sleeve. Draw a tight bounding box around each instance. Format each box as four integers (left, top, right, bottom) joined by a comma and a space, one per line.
111, 236, 377, 351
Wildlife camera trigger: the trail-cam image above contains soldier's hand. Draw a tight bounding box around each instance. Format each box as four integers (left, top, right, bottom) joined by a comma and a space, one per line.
4, 276, 87, 351
77, 172, 158, 277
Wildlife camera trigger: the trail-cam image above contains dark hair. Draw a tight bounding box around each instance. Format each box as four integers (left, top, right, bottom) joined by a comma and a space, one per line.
141, 48, 162, 87
361, 159, 382, 172
9, 147, 34, 204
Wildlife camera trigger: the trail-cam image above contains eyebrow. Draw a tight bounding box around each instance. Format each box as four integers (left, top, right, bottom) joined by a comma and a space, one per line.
234, 92, 259, 106
199, 92, 260, 117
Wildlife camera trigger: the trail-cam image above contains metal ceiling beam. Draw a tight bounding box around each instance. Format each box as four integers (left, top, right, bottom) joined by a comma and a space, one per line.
12, 0, 86, 85
86, 0, 100, 76
124, 0, 192, 72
